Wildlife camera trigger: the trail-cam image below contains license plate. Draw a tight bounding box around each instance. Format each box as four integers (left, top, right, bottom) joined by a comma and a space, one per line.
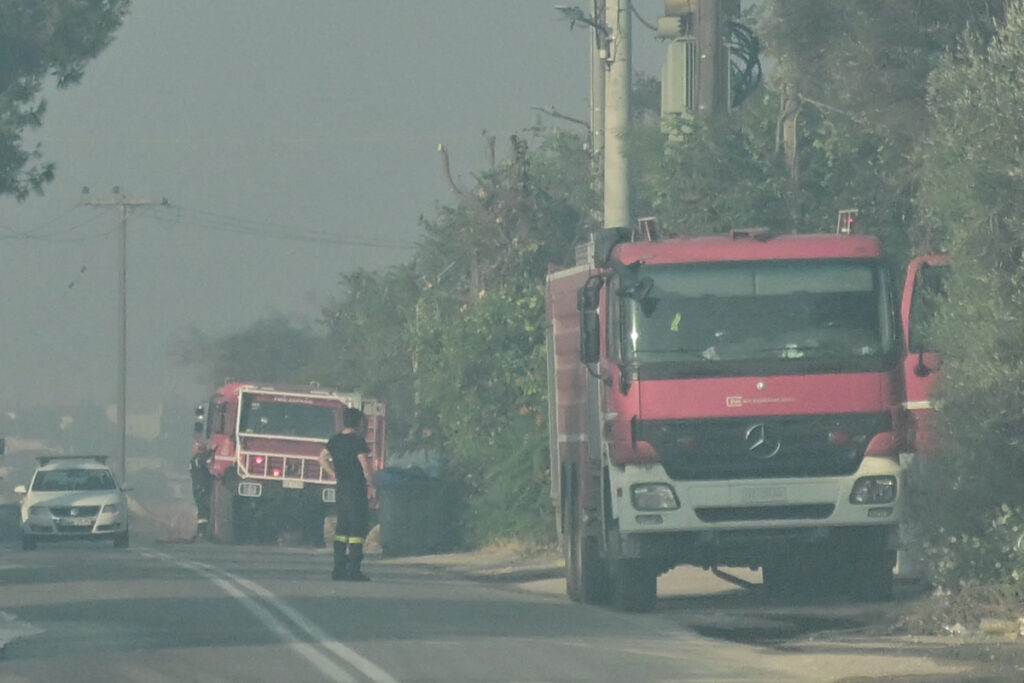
282, 479, 304, 489
739, 486, 788, 503
61, 518, 94, 526
238, 482, 262, 497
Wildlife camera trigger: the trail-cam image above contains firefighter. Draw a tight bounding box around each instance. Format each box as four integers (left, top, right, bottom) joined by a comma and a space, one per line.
189, 448, 214, 540
318, 407, 377, 581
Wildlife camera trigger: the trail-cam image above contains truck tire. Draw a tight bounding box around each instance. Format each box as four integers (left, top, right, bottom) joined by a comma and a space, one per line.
610, 560, 658, 613
211, 477, 235, 544
844, 549, 895, 602
564, 480, 611, 604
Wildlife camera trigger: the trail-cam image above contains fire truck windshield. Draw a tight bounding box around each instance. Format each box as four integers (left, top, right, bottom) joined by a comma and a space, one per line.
239, 396, 337, 439
620, 259, 895, 371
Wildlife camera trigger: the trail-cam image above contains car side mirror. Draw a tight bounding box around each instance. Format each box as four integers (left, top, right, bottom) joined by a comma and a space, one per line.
14, 484, 26, 495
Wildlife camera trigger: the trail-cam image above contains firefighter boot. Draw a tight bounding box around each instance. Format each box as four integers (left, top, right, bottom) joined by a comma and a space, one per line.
331, 538, 348, 581
347, 540, 370, 581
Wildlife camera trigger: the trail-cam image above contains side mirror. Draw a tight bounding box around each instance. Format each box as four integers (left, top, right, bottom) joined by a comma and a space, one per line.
913, 350, 932, 378
578, 278, 603, 365
14, 484, 26, 495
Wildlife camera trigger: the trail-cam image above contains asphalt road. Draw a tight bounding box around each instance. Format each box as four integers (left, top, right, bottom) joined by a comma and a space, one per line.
0, 539, 1015, 682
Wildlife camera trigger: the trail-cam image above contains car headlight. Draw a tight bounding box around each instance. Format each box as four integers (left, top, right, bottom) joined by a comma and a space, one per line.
631, 483, 680, 510
850, 476, 898, 504
102, 503, 120, 515
28, 505, 51, 518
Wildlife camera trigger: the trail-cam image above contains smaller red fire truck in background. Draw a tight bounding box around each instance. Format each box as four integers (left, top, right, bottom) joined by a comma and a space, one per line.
192, 381, 386, 545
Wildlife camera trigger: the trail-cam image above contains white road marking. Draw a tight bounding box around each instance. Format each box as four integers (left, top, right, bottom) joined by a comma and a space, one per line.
141, 550, 397, 683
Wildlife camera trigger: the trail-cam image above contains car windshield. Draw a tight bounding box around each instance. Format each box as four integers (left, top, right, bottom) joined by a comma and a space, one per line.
621, 259, 894, 364
32, 468, 117, 492
239, 396, 338, 439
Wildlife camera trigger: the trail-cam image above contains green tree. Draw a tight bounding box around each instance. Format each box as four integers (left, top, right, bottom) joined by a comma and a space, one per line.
312, 264, 421, 445
754, 0, 1006, 247
0, 0, 129, 199
170, 315, 318, 388
913, 0, 1024, 587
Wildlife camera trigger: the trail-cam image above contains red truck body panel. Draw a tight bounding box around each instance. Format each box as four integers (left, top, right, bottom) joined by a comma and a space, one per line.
900, 254, 950, 455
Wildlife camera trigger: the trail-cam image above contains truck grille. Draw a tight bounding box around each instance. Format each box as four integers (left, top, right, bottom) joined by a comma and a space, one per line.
637, 412, 891, 481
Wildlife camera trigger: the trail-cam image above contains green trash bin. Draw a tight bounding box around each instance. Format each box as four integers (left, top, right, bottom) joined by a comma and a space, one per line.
378, 468, 446, 557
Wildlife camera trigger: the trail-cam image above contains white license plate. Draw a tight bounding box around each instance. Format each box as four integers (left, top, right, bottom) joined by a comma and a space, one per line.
62, 518, 94, 526
238, 482, 262, 497
739, 486, 788, 503
282, 479, 304, 489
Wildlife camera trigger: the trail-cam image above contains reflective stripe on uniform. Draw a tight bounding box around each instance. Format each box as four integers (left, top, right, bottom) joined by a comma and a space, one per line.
347, 536, 364, 544
334, 535, 348, 543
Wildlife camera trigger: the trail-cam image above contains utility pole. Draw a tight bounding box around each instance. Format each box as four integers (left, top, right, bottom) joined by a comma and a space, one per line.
603, 0, 631, 231
694, 0, 729, 117
589, 0, 606, 172
83, 189, 167, 484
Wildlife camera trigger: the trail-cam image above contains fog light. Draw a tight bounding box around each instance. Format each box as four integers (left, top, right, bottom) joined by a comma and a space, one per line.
850, 476, 897, 504
635, 514, 664, 525
631, 483, 679, 510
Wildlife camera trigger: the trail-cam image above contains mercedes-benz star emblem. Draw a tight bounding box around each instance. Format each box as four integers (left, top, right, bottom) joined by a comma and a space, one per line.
745, 423, 782, 459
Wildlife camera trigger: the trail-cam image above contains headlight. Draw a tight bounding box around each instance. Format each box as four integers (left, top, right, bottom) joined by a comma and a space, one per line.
850, 476, 897, 504
102, 503, 120, 515
28, 505, 51, 518
631, 483, 680, 510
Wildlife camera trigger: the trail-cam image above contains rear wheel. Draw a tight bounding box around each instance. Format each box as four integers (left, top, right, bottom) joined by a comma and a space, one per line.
21, 533, 36, 551
610, 560, 658, 613
211, 477, 235, 544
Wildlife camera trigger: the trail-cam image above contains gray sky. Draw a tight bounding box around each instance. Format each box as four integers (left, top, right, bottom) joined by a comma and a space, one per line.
0, 0, 665, 412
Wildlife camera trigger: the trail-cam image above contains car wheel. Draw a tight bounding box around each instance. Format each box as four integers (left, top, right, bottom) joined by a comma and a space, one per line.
113, 530, 129, 548
22, 534, 37, 551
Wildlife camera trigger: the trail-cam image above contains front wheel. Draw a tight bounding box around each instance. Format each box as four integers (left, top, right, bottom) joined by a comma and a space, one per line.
113, 530, 130, 548
610, 560, 658, 613
563, 480, 610, 604
21, 533, 37, 551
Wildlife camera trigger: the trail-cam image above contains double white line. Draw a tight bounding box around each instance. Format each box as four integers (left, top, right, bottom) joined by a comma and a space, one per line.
142, 551, 397, 683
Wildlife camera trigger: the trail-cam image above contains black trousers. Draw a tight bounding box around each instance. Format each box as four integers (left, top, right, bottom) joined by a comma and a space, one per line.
334, 481, 369, 546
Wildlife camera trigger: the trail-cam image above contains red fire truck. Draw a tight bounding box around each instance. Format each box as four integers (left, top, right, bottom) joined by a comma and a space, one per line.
192, 382, 386, 545
547, 226, 907, 611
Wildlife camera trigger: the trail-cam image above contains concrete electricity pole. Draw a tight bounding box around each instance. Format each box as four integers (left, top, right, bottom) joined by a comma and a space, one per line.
589, 0, 606, 171
603, 0, 631, 231
83, 189, 167, 484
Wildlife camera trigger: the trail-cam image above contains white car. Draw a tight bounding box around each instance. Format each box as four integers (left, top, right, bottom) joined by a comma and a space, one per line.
14, 455, 129, 550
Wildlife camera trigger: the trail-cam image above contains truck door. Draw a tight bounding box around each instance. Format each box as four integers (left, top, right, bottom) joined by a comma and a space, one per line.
901, 254, 950, 454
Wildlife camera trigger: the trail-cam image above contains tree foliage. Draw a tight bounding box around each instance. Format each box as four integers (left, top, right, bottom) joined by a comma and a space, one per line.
171, 315, 317, 388
0, 0, 129, 199
912, 0, 1024, 588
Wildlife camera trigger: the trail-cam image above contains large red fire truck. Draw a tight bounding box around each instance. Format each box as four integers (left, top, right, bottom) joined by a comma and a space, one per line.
547, 225, 907, 611
192, 382, 386, 545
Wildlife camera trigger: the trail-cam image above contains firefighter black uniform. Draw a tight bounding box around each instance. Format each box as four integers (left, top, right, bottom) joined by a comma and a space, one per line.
189, 449, 214, 539
319, 407, 377, 581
